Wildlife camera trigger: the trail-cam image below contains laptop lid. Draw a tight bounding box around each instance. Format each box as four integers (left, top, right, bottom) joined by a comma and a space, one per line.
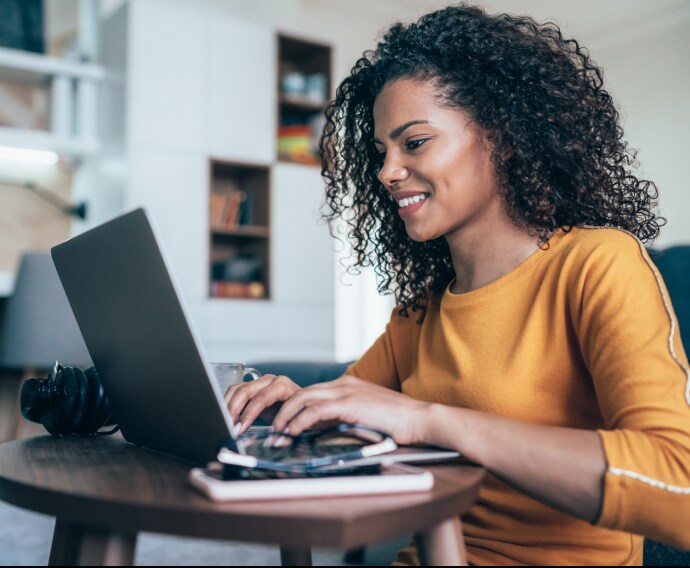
52, 207, 233, 464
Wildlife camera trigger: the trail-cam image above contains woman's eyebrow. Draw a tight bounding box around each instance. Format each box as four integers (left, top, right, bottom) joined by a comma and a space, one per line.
373, 120, 431, 144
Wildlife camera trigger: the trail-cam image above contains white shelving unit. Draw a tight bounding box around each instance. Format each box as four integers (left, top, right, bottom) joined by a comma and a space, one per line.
122, 0, 336, 362
0, 46, 104, 157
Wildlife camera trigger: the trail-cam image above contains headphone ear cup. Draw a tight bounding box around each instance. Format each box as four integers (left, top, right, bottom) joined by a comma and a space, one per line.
39, 375, 59, 436
79, 367, 109, 435
68, 367, 90, 434
20, 378, 50, 423
50, 366, 87, 436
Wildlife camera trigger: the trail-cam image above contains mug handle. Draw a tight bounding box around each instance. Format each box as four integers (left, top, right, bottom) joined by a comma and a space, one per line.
243, 367, 262, 381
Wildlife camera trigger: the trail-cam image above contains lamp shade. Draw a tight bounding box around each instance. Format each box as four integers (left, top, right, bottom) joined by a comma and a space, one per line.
0, 252, 92, 370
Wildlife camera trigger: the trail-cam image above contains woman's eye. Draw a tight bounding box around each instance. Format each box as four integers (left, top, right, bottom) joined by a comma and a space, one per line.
406, 138, 428, 151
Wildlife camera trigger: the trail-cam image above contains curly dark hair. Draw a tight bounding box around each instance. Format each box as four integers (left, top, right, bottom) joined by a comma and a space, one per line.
320, 3, 664, 319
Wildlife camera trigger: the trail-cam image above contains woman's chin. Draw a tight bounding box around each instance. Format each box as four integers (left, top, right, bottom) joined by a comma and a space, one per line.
405, 224, 441, 243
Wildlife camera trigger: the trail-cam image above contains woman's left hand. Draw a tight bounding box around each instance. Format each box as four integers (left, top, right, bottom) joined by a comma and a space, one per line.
271, 375, 432, 445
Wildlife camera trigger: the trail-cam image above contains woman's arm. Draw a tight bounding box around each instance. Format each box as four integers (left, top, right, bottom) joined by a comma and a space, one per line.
271, 375, 607, 522
423, 404, 606, 522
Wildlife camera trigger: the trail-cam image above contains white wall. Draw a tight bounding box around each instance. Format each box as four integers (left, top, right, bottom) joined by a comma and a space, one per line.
588, 16, 690, 247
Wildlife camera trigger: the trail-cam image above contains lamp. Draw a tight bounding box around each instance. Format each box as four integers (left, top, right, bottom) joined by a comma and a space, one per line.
0, 251, 92, 370
0, 178, 88, 219
0, 252, 92, 440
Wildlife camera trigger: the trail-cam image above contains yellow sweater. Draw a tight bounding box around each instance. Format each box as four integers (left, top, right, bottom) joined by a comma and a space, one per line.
347, 227, 690, 566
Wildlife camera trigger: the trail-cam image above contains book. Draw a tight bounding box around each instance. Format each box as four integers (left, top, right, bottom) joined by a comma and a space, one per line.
223, 190, 247, 228
189, 462, 434, 501
209, 192, 228, 227
278, 124, 312, 138
211, 280, 265, 299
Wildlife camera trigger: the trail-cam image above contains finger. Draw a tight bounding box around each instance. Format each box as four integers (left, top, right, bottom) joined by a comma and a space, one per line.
237, 379, 297, 432
225, 375, 278, 422
224, 373, 276, 403
282, 401, 344, 436
272, 386, 343, 432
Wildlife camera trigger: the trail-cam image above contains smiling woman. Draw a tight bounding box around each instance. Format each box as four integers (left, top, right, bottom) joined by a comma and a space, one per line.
225, 3, 690, 565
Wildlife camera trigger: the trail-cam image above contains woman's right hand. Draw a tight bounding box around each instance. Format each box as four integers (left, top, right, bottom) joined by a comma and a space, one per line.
223, 374, 300, 434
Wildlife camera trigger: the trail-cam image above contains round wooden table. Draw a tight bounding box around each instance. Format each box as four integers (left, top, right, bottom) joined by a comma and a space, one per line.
0, 436, 485, 566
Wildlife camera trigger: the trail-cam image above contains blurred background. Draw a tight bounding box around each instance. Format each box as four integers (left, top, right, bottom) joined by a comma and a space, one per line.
0, 0, 688, 368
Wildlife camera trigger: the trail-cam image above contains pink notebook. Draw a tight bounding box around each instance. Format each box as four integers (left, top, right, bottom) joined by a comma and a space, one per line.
188, 462, 434, 501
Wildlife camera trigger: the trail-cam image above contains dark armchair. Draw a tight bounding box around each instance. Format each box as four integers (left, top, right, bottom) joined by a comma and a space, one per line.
245, 360, 352, 389
643, 245, 690, 565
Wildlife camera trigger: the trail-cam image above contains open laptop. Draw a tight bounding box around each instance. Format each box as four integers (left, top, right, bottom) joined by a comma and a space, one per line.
51, 208, 459, 467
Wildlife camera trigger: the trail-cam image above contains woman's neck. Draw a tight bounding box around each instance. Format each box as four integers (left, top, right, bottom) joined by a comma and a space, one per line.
446, 219, 543, 295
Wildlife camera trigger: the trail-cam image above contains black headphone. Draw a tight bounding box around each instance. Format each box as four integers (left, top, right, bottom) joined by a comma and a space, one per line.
20, 361, 118, 437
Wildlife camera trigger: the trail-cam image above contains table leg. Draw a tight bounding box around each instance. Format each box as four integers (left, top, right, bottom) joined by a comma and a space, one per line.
415, 517, 467, 566
280, 545, 312, 566
49, 519, 137, 566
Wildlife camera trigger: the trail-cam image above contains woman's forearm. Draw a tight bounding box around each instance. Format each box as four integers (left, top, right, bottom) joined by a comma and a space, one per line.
423, 404, 607, 522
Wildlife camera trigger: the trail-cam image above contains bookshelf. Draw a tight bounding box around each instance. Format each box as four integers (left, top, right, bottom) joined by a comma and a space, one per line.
208, 160, 270, 300
277, 34, 332, 166
207, 33, 332, 303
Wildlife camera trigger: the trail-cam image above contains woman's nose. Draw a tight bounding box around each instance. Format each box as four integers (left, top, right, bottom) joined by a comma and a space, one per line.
377, 152, 410, 187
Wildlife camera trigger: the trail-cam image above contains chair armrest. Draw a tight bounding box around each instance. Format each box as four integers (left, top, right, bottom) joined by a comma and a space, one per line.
244, 360, 354, 388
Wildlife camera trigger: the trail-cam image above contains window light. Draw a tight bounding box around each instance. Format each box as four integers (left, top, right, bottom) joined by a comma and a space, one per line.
0, 146, 59, 165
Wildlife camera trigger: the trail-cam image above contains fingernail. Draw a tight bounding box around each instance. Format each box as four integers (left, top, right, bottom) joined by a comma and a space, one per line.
237, 422, 244, 434
272, 427, 291, 448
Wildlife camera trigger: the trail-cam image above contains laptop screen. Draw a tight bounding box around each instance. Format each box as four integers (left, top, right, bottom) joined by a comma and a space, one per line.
52, 208, 234, 464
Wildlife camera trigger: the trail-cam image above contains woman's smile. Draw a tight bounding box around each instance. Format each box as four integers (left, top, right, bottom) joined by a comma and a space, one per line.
393, 191, 431, 218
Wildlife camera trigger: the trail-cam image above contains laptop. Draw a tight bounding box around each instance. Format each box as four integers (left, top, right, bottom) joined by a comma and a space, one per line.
51, 208, 459, 467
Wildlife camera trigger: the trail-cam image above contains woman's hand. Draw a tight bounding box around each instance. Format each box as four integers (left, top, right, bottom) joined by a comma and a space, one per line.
224, 374, 300, 433
271, 375, 432, 445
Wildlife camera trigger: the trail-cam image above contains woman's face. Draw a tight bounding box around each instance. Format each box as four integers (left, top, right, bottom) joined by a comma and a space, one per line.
373, 78, 504, 243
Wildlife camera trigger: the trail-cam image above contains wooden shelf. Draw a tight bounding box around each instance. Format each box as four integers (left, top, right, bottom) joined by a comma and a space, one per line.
211, 225, 270, 238
277, 155, 320, 167
209, 280, 267, 300
279, 93, 327, 111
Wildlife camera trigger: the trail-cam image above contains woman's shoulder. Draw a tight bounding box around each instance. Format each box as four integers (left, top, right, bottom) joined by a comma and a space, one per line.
557, 226, 646, 258
553, 226, 657, 286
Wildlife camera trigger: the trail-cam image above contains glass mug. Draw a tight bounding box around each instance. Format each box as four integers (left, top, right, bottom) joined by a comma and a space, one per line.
208, 362, 261, 394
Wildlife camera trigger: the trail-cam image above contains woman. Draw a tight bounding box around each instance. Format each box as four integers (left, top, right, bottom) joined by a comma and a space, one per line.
226, 4, 690, 565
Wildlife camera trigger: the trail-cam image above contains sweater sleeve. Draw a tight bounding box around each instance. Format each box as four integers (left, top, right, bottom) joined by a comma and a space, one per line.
574, 231, 690, 547
346, 305, 421, 391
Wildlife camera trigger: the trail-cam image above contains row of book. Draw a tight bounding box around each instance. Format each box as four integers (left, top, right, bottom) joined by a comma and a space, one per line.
210, 190, 251, 229
277, 124, 320, 166
210, 280, 266, 299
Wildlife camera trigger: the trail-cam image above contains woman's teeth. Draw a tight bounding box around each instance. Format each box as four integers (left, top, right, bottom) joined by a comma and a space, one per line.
397, 194, 430, 208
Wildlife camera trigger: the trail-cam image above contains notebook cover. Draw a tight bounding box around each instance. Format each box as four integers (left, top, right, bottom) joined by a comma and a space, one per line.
188, 462, 434, 501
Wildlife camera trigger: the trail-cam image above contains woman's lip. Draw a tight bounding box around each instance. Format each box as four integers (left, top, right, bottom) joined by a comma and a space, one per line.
397, 195, 429, 219
391, 190, 430, 201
